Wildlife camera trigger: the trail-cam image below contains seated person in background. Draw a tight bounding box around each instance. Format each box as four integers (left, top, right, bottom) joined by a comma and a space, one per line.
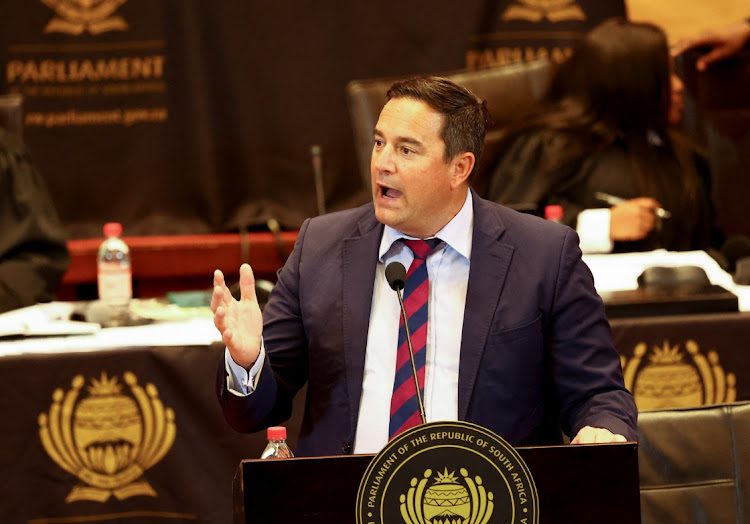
486, 18, 723, 254
0, 127, 69, 313
672, 18, 750, 71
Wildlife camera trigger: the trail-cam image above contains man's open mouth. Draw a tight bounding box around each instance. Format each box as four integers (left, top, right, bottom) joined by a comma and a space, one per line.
380, 185, 402, 199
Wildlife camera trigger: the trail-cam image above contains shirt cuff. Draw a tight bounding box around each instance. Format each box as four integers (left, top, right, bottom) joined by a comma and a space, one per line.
224, 341, 265, 396
576, 208, 614, 254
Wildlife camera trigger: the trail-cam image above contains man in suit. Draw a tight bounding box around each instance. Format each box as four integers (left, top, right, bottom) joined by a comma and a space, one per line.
212, 76, 637, 457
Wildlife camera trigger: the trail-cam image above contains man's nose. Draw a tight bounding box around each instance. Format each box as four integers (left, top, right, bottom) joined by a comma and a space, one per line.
372, 145, 395, 173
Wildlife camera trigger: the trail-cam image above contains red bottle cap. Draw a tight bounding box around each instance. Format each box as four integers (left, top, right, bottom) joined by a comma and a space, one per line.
544, 205, 563, 221
103, 222, 123, 237
267, 426, 287, 440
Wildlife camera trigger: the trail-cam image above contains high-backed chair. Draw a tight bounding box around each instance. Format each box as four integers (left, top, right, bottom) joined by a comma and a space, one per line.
0, 93, 23, 137
637, 402, 750, 523
346, 60, 552, 193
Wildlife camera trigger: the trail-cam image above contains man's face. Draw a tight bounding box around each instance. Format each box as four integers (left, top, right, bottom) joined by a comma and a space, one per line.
371, 97, 466, 239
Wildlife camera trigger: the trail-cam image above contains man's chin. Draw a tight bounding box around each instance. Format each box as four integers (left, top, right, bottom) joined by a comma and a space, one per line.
374, 207, 400, 228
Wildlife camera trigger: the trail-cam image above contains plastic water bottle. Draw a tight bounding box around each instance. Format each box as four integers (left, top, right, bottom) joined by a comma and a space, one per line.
544, 204, 563, 224
260, 426, 294, 459
97, 222, 132, 325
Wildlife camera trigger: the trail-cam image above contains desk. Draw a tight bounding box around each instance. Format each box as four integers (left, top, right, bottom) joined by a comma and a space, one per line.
610, 312, 750, 411
0, 319, 304, 524
58, 232, 300, 301
3, 311, 749, 522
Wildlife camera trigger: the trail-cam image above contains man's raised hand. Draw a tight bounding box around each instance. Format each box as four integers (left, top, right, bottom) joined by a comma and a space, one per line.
211, 264, 264, 369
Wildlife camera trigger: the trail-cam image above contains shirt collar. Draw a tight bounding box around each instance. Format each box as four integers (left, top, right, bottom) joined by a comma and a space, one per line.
379, 189, 473, 261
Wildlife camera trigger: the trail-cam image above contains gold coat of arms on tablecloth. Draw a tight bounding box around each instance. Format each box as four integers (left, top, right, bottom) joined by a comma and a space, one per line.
40, 0, 129, 35
38, 372, 176, 502
622, 340, 737, 411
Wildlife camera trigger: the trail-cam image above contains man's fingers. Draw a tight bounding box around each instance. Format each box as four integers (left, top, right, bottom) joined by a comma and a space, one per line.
571, 426, 626, 444
213, 305, 226, 332
211, 270, 232, 313
222, 328, 234, 348
214, 269, 226, 288
211, 285, 226, 313
239, 263, 258, 303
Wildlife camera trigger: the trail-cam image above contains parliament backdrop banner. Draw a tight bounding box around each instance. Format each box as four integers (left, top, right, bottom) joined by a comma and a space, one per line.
1, 0, 625, 238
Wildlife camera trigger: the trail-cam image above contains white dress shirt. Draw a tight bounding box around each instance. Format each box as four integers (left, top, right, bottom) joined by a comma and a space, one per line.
354, 191, 472, 453
576, 208, 614, 254
225, 191, 474, 455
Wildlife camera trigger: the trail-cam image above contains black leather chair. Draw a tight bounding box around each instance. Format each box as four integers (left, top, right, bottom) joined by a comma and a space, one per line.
637, 402, 750, 523
346, 60, 552, 192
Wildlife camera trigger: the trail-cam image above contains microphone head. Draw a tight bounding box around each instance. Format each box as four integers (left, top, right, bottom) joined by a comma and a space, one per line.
721, 235, 750, 273
385, 262, 406, 291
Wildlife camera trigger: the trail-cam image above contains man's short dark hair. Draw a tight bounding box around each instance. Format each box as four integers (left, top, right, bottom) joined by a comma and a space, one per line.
386, 76, 490, 166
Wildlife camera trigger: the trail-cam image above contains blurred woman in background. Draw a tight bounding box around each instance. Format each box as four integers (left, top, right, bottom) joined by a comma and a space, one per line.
0, 127, 69, 312
487, 18, 723, 253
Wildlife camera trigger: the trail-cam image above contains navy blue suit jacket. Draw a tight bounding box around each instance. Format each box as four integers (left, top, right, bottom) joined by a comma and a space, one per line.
216, 192, 637, 456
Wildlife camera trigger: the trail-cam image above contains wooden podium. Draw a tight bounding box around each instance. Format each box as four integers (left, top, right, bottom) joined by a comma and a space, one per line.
233, 443, 640, 523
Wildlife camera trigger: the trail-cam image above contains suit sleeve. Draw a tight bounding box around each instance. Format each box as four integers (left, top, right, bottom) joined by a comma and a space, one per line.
216, 218, 311, 433
548, 228, 638, 441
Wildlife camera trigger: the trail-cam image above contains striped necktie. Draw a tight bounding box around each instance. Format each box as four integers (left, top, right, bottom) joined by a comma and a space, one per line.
389, 238, 442, 439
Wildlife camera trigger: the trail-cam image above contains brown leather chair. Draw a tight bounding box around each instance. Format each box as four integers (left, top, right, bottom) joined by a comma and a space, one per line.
345, 60, 552, 192
637, 401, 750, 523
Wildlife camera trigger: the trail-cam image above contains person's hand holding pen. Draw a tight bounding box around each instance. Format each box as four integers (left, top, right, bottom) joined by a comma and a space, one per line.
595, 192, 669, 242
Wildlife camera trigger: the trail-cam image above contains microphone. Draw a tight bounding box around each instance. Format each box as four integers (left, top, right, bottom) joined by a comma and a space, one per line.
721, 235, 750, 285
385, 262, 426, 425
266, 217, 288, 260
310, 145, 326, 216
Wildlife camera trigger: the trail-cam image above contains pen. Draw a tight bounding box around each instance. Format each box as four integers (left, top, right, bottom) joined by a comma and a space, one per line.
594, 192, 671, 219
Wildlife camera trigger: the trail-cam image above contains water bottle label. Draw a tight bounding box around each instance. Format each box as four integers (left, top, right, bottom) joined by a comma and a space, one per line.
98, 264, 132, 302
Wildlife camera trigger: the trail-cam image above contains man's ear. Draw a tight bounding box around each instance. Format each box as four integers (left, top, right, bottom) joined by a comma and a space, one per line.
450, 152, 475, 189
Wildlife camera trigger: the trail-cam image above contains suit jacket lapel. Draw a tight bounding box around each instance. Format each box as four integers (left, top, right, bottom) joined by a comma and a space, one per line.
458, 194, 514, 420
342, 210, 383, 435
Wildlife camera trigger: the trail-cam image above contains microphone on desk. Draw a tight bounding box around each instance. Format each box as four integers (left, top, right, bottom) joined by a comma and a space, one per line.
721, 235, 750, 285
385, 261, 426, 425
266, 217, 288, 260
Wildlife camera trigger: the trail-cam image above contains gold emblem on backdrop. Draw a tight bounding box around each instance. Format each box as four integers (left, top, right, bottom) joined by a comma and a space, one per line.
621, 340, 737, 411
502, 0, 586, 22
41, 0, 129, 35
38, 372, 176, 503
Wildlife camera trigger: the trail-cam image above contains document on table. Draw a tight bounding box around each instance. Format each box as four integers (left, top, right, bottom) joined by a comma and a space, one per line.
0, 303, 100, 338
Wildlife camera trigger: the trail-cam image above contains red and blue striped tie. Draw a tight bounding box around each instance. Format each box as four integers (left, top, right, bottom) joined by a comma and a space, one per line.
389, 238, 441, 439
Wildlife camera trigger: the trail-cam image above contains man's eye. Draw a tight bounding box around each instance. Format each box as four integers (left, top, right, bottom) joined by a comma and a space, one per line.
374, 139, 383, 147
401, 147, 412, 155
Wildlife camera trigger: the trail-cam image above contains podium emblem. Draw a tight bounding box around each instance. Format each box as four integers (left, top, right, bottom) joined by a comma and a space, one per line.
38, 372, 176, 502
356, 421, 538, 523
